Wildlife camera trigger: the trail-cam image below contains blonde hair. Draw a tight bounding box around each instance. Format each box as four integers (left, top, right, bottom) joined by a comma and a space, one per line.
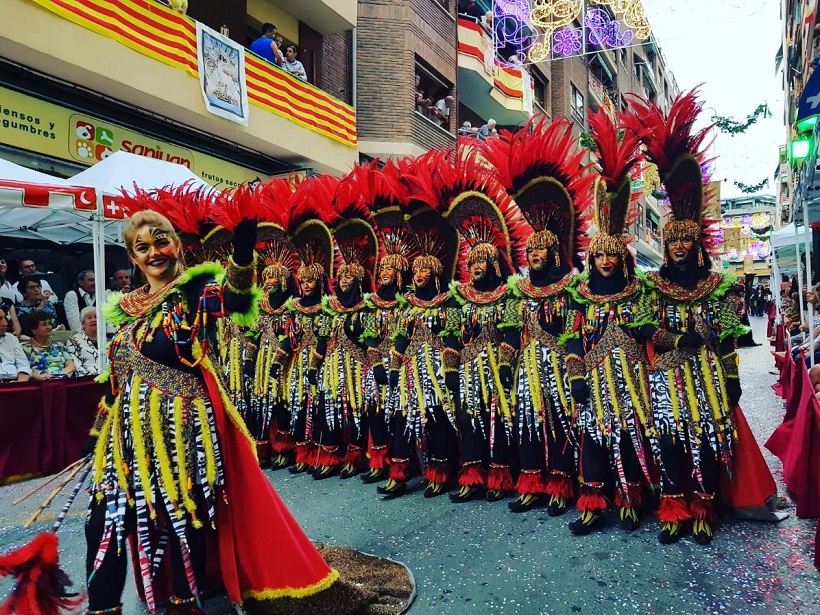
124, 210, 181, 256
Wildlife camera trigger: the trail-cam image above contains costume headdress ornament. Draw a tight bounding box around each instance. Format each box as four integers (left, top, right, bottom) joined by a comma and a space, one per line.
330, 170, 379, 293
351, 160, 418, 289
118, 181, 214, 266
395, 153, 459, 289
620, 88, 717, 266
202, 182, 265, 264
254, 177, 299, 286
289, 175, 339, 290
481, 116, 594, 269
586, 107, 643, 274
407, 145, 531, 281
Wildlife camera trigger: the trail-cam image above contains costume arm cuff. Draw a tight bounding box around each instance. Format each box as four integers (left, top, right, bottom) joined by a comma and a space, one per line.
498, 342, 516, 367
442, 347, 460, 373
224, 255, 256, 294
721, 351, 739, 378
565, 354, 586, 381
309, 348, 324, 371
367, 347, 383, 365
389, 348, 405, 371
652, 329, 681, 350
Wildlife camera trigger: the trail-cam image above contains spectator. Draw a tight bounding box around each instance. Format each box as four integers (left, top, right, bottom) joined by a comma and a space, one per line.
12, 259, 58, 304
0, 255, 13, 304
431, 95, 454, 128
481, 11, 493, 32
415, 75, 433, 114
272, 33, 285, 65
458, 121, 476, 136
112, 269, 132, 292
64, 270, 102, 332
478, 118, 497, 140
282, 45, 307, 81
0, 306, 30, 382
66, 306, 100, 377
21, 310, 75, 380
459, 0, 485, 19
250, 23, 281, 66
15, 275, 60, 330
780, 273, 791, 294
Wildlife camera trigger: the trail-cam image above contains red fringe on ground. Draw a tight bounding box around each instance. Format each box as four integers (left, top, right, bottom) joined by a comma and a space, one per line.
422, 462, 450, 485
294, 443, 316, 466
487, 466, 514, 492
656, 495, 692, 523
342, 445, 364, 467
614, 485, 643, 510
576, 488, 607, 513
270, 430, 294, 454
368, 446, 389, 471
316, 446, 341, 467
689, 496, 716, 523
545, 474, 575, 499
458, 464, 486, 488
255, 440, 271, 465
0, 532, 84, 615
515, 471, 547, 495
388, 459, 411, 482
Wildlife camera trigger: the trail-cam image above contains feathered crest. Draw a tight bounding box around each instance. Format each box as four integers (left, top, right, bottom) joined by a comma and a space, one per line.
586, 107, 642, 239
405, 145, 532, 279
620, 87, 719, 258
330, 171, 379, 292
289, 175, 339, 283
482, 116, 595, 268
254, 177, 298, 280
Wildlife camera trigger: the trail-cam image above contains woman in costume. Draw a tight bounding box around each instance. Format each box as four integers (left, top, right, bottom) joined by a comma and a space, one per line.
622, 90, 746, 544
376, 154, 462, 499
312, 175, 378, 479
356, 161, 414, 484
83, 190, 349, 614
564, 109, 655, 535
482, 117, 595, 514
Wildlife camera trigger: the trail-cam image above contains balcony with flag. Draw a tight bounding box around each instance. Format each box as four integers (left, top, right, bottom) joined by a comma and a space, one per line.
2, 0, 358, 176
457, 16, 534, 126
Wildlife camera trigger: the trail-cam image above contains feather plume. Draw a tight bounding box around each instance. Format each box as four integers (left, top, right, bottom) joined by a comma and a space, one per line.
120, 181, 211, 235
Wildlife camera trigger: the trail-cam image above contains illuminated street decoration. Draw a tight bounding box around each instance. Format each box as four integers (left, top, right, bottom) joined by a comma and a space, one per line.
492, 0, 651, 65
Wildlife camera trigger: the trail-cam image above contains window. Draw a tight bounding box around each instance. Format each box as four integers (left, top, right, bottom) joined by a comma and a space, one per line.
415, 59, 454, 130
571, 84, 584, 123
533, 72, 548, 113
619, 47, 627, 66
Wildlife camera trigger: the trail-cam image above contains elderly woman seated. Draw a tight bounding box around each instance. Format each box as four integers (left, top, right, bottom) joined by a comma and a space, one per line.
21, 309, 75, 380
66, 306, 100, 377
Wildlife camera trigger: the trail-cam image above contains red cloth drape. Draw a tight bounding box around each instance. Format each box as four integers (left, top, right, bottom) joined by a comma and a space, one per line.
720, 406, 777, 509
0, 376, 102, 481
766, 359, 820, 519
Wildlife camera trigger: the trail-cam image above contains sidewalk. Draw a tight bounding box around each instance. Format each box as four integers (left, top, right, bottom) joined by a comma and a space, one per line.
1, 316, 818, 614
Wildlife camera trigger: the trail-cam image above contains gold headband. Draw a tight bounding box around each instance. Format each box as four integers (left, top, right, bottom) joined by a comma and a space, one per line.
526, 230, 559, 250
337, 262, 365, 280
262, 263, 290, 284
412, 255, 443, 275
380, 253, 410, 272
663, 219, 701, 244
468, 242, 499, 266
297, 263, 324, 282
588, 233, 628, 259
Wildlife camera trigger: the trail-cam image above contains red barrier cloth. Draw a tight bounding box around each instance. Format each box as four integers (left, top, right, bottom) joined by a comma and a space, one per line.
766, 359, 820, 518
775, 322, 786, 352
0, 376, 103, 481
720, 406, 777, 509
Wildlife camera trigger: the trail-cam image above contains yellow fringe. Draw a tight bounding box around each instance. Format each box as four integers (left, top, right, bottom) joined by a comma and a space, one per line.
412, 353, 427, 417
668, 368, 681, 428
636, 361, 652, 418
129, 375, 152, 506
487, 342, 511, 421
194, 398, 217, 488
241, 568, 340, 602
344, 355, 355, 413
426, 348, 451, 416
93, 398, 117, 489
699, 348, 724, 425
619, 348, 647, 429
174, 397, 197, 514
591, 367, 605, 432
550, 348, 568, 415
201, 353, 256, 450
683, 361, 700, 426
604, 356, 622, 427
399, 363, 408, 412
149, 387, 179, 505
111, 394, 129, 505
477, 354, 489, 408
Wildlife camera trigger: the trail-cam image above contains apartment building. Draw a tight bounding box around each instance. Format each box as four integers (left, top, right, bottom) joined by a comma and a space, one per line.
1, 0, 358, 182
720, 195, 777, 279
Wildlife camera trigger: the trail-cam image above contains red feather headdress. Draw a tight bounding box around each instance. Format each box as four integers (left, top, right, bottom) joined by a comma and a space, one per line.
620, 88, 719, 260
330, 170, 379, 293
289, 175, 339, 286
586, 107, 643, 264
406, 143, 532, 281
254, 177, 299, 284
481, 116, 595, 269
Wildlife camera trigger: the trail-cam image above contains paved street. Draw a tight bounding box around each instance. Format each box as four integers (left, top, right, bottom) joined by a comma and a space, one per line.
1, 316, 818, 614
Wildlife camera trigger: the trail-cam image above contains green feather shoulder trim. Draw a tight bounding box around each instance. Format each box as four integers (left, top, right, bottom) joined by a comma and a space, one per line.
449, 280, 468, 305
507, 274, 523, 298
103, 291, 128, 326
229, 285, 263, 328
710, 272, 737, 300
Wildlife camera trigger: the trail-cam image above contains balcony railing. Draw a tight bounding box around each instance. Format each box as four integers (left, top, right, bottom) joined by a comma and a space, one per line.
30, 0, 356, 147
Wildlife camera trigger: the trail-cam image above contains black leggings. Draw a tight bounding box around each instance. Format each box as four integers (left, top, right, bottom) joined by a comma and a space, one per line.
658, 434, 720, 495
579, 429, 644, 488
85, 499, 206, 611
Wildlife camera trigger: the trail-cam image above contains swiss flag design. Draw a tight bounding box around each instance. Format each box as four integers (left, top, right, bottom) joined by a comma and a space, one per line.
103, 195, 125, 219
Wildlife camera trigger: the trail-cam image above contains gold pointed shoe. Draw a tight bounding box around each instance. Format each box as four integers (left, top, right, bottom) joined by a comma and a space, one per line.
568, 510, 605, 535
508, 493, 544, 513
271, 454, 294, 470
547, 495, 569, 517
313, 464, 341, 480
376, 479, 407, 500
360, 468, 388, 484
423, 480, 446, 498
692, 519, 714, 545
618, 506, 640, 532
448, 485, 485, 503
658, 521, 686, 544
340, 463, 360, 479
288, 462, 309, 474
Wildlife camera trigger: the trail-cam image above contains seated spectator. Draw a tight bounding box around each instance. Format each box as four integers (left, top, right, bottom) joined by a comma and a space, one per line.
21, 310, 75, 380
64, 270, 104, 332
0, 306, 30, 382
481, 11, 493, 32
66, 306, 100, 377
112, 269, 132, 292
15, 275, 60, 330
250, 23, 281, 65
282, 45, 307, 81
0, 255, 14, 304
12, 259, 58, 304
478, 118, 497, 140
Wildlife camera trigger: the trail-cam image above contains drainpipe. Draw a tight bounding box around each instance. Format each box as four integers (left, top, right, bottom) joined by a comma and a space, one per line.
352, 26, 357, 110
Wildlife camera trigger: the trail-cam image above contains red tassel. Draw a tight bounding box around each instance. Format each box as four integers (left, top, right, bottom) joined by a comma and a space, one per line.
368, 446, 389, 470
0, 532, 83, 615
487, 466, 514, 492
342, 445, 364, 466
515, 471, 547, 495
388, 459, 411, 482
689, 495, 716, 523
458, 464, 486, 488
316, 446, 341, 467
545, 474, 575, 500
614, 484, 643, 510
270, 430, 294, 454
422, 461, 450, 485
657, 495, 692, 523
576, 485, 607, 513
294, 443, 315, 465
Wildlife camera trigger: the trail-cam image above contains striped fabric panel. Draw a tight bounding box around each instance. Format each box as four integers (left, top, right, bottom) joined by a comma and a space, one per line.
31, 0, 357, 146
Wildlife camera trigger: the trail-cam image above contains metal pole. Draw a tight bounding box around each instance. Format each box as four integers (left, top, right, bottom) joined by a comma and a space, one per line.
795, 221, 805, 331
804, 178, 815, 366
91, 204, 108, 374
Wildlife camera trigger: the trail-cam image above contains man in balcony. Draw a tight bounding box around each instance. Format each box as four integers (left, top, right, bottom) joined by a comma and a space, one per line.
283, 45, 307, 82
251, 23, 284, 67
478, 118, 497, 140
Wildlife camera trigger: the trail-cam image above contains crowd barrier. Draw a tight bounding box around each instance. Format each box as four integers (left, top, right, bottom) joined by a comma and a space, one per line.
0, 376, 103, 483
766, 348, 820, 567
